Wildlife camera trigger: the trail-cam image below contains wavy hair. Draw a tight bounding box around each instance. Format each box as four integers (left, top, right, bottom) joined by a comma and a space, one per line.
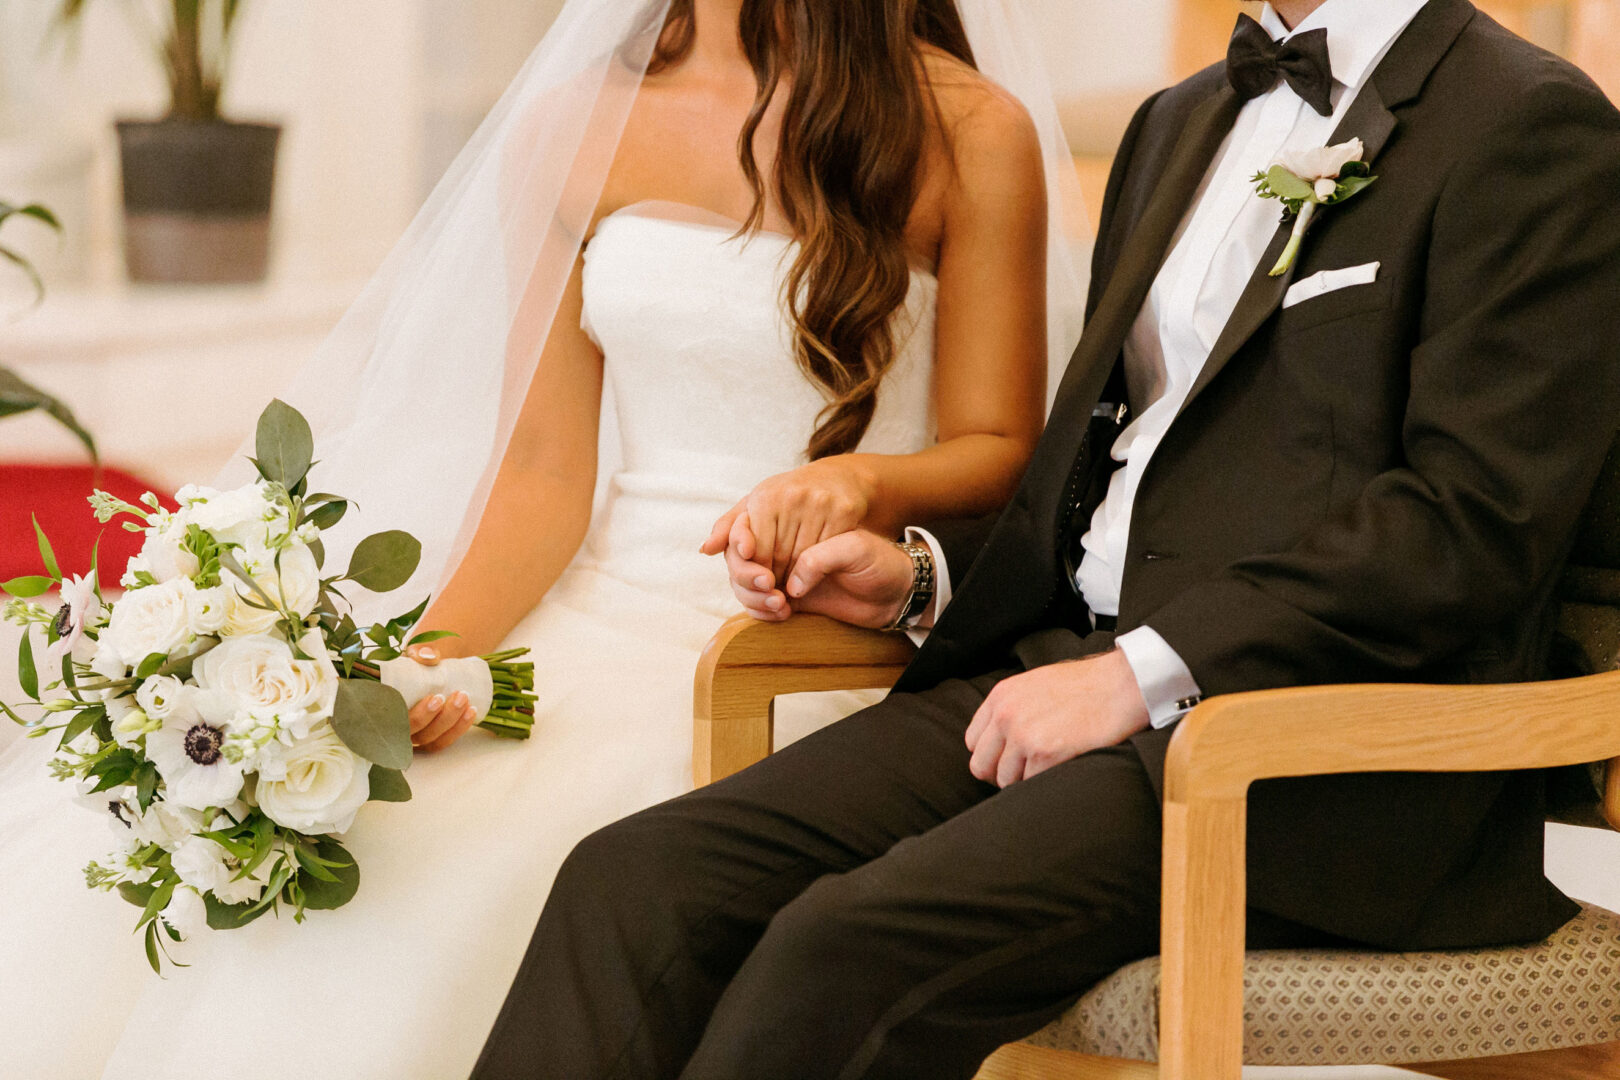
650, 0, 975, 459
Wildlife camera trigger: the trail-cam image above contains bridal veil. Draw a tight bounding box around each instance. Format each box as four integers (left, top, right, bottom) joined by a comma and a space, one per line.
235, 0, 1092, 620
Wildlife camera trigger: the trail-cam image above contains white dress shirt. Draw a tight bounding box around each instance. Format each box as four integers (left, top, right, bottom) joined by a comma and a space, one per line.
915, 0, 1429, 721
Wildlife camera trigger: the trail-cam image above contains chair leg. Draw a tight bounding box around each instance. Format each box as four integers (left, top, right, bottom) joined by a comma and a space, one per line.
1405, 1040, 1620, 1080
974, 1043, 1158, 1080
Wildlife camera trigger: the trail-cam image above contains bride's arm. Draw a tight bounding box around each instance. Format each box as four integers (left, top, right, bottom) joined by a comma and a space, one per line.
708, 89, 1050, 594
415, 253, 604, 666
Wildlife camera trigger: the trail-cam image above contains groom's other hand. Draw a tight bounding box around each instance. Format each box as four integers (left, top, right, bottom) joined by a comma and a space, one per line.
780, 528, 916, 629
965, 652, 1150, 787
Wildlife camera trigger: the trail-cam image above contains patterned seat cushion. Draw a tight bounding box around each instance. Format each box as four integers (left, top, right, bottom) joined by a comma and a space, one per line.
1023, 902, 1620, 1066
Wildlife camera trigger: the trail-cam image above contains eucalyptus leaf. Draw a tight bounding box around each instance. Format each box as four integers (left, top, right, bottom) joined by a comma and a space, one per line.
117, 880, 157, 910
204, 893, 273, 931
343, 531, 422, 593
297, 838, 360, 910
306, 499, 348, 531
367, 765, 412, 803
1330, 174, 1378, 203
254, 399, 314, 490
1264, 165, 1315, 202
331, 679, 412, 769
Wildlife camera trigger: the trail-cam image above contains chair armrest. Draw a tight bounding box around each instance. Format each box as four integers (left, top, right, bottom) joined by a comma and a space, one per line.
693, 613, 917, 786
1156, 669, 1620, 1080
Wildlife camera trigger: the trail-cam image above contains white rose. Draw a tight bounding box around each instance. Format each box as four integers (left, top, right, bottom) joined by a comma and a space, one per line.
193, 631, 338, 737
1274, 137, 1364, 182
182, 581, 231, 636
160, 886, 208, 939
182, 482, 281, 547
103, 580, 193, 666
254, 723, 371, 835
170, 835, 230, 892
222, 542, 320, 636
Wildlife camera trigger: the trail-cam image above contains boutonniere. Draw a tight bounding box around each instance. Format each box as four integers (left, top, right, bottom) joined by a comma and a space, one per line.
1251, 138, 1378, 277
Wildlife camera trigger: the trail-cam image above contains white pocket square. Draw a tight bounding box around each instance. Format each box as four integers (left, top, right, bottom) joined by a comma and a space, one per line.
1282, 261, 1381, 309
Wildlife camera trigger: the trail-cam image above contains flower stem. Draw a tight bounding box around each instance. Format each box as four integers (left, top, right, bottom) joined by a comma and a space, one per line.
1269, 199, 1317, 277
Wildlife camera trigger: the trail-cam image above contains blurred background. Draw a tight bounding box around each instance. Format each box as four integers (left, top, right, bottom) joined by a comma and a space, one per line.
0, 0, 1615, 919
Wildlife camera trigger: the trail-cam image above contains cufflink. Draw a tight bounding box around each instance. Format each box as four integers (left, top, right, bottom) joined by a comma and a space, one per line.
1174, 696, 1203, 712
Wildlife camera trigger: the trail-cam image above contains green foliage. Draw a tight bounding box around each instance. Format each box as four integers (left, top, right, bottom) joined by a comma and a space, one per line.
50, 0, 251, 122
253, 398, 314, 491
367, 765, 412, 803
295, 839, 359, 910
331, 678, 412, 770
344, 531, 422, 593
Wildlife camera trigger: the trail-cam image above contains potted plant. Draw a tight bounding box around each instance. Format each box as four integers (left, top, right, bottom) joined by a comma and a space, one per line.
0, 199, 95, 457
53, 0, 278, 284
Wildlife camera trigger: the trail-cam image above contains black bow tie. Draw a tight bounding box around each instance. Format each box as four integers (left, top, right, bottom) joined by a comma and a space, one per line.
1225, 13, 1334, 117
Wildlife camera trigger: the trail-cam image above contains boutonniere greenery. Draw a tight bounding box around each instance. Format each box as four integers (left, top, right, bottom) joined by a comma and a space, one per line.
1252, 137, 1377, 277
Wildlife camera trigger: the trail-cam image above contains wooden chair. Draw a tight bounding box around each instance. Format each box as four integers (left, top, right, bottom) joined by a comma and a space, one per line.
692, 446, 1620, 1080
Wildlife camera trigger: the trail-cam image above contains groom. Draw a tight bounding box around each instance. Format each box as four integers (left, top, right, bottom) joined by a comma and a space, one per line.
475, 1, 1620, 1077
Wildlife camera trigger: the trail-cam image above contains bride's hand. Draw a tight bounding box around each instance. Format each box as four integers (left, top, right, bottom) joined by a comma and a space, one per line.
700, 457, 876, 584
403, 644, 480, 753
719, 511, 792, 621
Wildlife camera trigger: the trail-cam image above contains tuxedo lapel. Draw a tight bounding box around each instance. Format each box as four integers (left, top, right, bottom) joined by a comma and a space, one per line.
1176, 0, 1473, 416
1033, 86, 1244, 486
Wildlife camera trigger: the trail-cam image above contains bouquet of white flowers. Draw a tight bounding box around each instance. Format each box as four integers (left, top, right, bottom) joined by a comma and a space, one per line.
2, 400, 535, 971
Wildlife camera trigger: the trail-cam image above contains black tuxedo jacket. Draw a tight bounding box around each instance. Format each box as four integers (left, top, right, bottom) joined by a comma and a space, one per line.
899, 0, 1620, 949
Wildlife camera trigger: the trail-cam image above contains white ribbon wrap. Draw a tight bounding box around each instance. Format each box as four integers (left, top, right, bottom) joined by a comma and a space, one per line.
376, 657, 494, 721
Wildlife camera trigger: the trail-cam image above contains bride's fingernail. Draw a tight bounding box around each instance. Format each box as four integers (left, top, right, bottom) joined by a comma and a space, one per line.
753, 575, 769, 590
420, 647, 437, 661
427, 695, 445, 711
463, 707, 477, 723
766, 595, 782, 610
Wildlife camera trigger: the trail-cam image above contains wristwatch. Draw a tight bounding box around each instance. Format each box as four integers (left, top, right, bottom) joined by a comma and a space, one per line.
883, 540, 936, 632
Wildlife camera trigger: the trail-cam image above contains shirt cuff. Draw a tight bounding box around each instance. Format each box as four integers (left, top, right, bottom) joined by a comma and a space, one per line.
900, 527, 952, 647
1115, 626, 1203, 729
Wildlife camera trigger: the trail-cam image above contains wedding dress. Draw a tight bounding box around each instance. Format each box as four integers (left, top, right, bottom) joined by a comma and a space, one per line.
0, 205, 938, 1080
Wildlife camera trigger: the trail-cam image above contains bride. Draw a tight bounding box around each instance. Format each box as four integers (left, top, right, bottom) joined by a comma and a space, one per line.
0, 1, 1086, 1077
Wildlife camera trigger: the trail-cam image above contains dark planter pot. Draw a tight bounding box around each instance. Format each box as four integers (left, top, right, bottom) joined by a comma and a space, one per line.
116, 119, 281, 284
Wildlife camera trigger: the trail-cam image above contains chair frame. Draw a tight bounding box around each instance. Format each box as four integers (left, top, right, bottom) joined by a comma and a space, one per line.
693, 613, 1620, 1080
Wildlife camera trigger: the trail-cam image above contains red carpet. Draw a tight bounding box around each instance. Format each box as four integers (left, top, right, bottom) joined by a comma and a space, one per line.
0, 465, 176, 584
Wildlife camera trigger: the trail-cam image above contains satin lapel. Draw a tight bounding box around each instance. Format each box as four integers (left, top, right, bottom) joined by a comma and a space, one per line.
1177, 84, 1397, 414
1175, 0, 1476, 416
1031, 86, 1244, 485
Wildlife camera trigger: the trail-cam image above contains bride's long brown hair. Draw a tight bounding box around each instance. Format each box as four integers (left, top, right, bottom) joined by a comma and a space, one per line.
650, 0, 976, 460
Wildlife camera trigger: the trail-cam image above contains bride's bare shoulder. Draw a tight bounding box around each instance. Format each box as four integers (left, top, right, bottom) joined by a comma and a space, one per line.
919, 48, 1040, 165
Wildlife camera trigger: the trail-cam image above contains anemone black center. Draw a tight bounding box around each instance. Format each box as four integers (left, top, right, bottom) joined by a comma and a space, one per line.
109, 799, 132, 828
183, 723, 225, 766
52, 603, 73, 639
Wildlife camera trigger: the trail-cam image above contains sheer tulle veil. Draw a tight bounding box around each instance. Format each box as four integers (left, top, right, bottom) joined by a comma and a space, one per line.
226, 0, 1091, 621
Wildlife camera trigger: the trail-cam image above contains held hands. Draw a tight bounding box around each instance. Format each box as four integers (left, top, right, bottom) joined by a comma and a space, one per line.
724, 526, 916, 629
700, 457, 877, 587
402, 644, 481, 753
965, 650, 1151, 787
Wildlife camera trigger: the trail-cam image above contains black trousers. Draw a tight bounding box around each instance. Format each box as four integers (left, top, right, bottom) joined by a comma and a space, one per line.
472, 646, 1342, 1080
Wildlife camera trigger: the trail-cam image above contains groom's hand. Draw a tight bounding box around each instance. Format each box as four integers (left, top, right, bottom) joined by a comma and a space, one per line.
965, 651, 1151, 787
774, 529, 915, 628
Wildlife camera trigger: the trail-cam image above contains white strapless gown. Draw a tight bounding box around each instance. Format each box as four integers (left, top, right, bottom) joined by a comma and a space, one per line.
0, 210, 938, 1080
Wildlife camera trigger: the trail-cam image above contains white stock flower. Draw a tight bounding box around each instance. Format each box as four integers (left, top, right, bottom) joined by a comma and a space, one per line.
102, 580, 193, 666
124, 514, 199, 587
254, 723, 370, 835
193, 631, 338, 739
145, 710, 247, 811
1273, 137, 1364, 182
179, 482, 282, 547
161, 886, 208, 939
222, 542, 320, 636
171, 835, 231, 892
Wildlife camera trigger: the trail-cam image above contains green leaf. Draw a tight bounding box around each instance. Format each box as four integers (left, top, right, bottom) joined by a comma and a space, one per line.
204, 892, 273, 931
367, 765, 412, 803
307, 537, 325, 570
306, 499, 348, 531
343, 531, 421, 593
144, 921, 161, 973
135, 652, 167, 679
1329, 174, 1378, 203
405, 629, 458, 647
1264, 165, 1315, 202
0, 368, 96, 461
296, 839, 360, 910
32, 516, 60, 580
135, 762, 158, 811
117, 880, 157, 910
2, 575, 54, 598
18, 631, 37, 700
253, 399, 315, 490
57, 704, 104, 748
331, 679, 412, 769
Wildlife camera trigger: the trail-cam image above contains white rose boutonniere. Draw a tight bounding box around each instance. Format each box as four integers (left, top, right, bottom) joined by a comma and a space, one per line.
1252, 137, 1377, 276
